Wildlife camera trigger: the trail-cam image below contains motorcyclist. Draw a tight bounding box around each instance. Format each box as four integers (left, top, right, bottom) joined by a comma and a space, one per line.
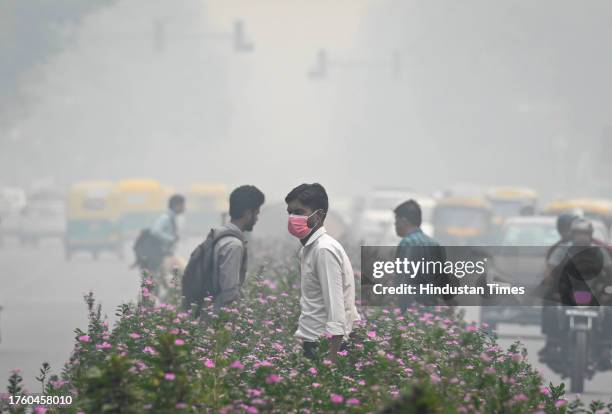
545, 213, 579, 261
539, 218, 612, 369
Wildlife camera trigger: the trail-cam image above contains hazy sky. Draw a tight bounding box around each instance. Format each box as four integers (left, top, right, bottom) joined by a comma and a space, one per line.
3, 0, 612, 201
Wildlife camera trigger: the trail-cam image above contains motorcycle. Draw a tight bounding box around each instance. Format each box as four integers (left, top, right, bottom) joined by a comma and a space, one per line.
541, 286, 612, 394
563, 305, 603, 393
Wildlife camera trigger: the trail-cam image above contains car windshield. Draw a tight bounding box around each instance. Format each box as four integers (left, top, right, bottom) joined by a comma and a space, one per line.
125, 193, 149, 205
367, 196, 433, 222
194, 195, 216, 210
490, 199, 529, 218
420, 206, 433, 222
368, 196, 406, 210
591, 221, 609, 243
434, 206, 489, 229
82, 198, 108, 211
502, 223, 559, 246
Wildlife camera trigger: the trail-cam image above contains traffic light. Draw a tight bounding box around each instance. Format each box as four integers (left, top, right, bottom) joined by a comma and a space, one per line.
153, 19, 165, 53
391, 50, 402, 79
233, 20, 254, 53
308, 49, 328, 79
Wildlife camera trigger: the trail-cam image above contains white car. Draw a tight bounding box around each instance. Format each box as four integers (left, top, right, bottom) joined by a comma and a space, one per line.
0, 187, 27, 238
500, 216, 609, 246
19, 193, 66, 244
356, 189, 435, 245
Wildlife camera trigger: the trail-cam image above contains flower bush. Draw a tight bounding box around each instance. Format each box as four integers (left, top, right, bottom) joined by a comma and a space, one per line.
2, 266, 612, 413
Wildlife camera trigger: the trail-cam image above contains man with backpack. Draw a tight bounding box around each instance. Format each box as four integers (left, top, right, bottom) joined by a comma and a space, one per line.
133, 194, 186, 275
182, 185, 265, 315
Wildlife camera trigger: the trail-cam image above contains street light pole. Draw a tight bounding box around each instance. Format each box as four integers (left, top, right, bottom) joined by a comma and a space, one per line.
307, 48, 402, 80
153, 19, 255, 54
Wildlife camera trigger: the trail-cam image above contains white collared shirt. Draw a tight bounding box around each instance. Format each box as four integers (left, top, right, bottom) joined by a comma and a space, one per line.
294, 227, 360, 341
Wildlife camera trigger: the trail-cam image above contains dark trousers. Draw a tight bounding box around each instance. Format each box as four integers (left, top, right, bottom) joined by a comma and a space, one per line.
303, 340, 349, 360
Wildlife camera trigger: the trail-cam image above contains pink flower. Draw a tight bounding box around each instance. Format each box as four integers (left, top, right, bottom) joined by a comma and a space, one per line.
141, 287, 150, 298
96, 342, 112, 350
164, 372, 175, 381
129, 333, 141, 339
50, 379, 68, 388
203, 359, 215, 368
337, 350, 348, 357
175, 403, 188, 409
143, 346, 156, 355
480, 352, 492, 363
330, 394, 344, 404
430, 374, 441, 383
229, 360, 244, 370
309, 367, 317, 375
257, 360, 273, 368
511, 353, 522, 362
174, 339, 185, 346
514, 393, 528, 401
312, 382, 321, 388
555, 400, 567, 408
466, 325, 478, 332
367, 331, 377, 338
248, 389, 263, 397
265, 374, 282, 384
346, 398, 360, 406
34, 406, 47, 414
78, 335, 90, 343
539, 385, 551, 396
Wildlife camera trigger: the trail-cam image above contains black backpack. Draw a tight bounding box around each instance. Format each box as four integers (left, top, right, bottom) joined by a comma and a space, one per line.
133, 229, 165, 272
181, 227, 244, 314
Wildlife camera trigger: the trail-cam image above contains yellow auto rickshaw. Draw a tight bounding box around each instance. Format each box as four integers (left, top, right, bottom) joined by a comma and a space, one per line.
487, 187, 538, 219
117, 179, 166, 238
185, 183, 228, 236
543, 198, 612, 229
486, 186, 538, 239
433, 196, 493, 245
65, 181, 123, 260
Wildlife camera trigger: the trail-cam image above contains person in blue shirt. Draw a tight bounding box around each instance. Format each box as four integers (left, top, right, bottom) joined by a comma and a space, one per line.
151, 194, 186, 277
394, 199, 445, 310
151, 194, 185, 255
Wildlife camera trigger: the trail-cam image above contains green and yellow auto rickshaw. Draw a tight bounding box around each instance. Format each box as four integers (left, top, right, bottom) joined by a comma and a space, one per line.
185, 183, 228, 237
117, 179, 166, 239
543, 198, 612, 229
487, 187, 538, 219
64, 181, 123, 260
486, 186, 538, 238
433, 196, 493, 245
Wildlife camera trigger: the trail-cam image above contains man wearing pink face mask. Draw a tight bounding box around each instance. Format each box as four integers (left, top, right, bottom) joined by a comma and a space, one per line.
285, 183, 360, 361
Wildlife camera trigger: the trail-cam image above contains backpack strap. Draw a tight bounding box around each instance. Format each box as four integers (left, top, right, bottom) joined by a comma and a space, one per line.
208, 227, 246, 296
212, 227, 245, 244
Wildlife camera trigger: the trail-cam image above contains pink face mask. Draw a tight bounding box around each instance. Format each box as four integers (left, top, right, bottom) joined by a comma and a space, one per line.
288, 210, 321, 239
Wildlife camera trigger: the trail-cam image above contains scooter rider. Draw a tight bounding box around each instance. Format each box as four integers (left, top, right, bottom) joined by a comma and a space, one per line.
545, 213, 579, 261
540, 218, 612, 369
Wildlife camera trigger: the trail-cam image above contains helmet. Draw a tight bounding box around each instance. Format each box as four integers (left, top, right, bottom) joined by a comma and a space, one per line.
569, 217, 594, 236
556, 213, 578, 237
